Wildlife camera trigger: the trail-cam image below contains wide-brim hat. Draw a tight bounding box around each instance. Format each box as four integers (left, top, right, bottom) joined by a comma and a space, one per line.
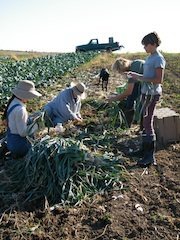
72, 82, 86, 96
12, 80, 42, 100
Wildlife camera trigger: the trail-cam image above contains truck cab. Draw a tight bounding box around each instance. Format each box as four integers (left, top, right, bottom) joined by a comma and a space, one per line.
89, 39, 99, 44
76, 37, 124, 53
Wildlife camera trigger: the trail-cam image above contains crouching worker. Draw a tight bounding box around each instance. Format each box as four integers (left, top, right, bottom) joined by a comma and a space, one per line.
107, 57, 144, 128
2, 80, 42, 159
43, 82, 86, 127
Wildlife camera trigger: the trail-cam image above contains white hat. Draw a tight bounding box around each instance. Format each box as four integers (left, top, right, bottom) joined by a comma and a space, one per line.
72, 82, 86, 96
12, 80, 42, 100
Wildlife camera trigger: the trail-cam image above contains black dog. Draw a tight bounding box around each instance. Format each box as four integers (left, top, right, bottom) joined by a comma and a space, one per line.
99, 68, 110, 91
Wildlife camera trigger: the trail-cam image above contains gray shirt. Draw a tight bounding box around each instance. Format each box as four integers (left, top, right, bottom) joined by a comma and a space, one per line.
8, 98, 28, 137
141, 50, 166, 95
44, 87, 82, 124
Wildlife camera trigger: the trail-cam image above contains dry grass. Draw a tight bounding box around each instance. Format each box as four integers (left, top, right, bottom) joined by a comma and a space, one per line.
0, 50, 58, 60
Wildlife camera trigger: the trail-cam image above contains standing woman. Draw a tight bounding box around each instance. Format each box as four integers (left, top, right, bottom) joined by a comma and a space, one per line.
129, 32, 166, 167
2, 80, 41, 159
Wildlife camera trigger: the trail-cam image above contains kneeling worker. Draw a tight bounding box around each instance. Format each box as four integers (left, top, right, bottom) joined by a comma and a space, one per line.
2, 80, 42, 158
43, 82, 86, 127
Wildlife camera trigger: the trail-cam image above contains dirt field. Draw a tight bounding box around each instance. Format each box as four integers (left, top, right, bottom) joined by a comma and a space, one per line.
0, 55, 179, 240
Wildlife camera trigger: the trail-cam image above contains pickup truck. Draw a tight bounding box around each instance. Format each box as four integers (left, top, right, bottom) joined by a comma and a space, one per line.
75, 37, 124, 53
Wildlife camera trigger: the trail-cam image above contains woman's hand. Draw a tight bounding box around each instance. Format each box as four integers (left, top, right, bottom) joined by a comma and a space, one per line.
107, 94, 118, 103
127, 71, 143, 80
77, 117, 83, 122
74, 117, 83, 123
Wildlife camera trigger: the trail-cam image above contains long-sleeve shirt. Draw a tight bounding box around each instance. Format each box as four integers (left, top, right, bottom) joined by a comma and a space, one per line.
44, 88, 82, 124
7, 98, 28, 137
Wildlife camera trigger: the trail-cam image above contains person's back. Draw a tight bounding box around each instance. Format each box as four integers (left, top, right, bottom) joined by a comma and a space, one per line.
125, 59, 144, 127
125, 59, 144, 109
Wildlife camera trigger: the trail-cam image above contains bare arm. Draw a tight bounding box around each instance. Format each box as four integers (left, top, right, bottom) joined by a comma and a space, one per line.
107, 83, 134, 103
129, 67, 164, 84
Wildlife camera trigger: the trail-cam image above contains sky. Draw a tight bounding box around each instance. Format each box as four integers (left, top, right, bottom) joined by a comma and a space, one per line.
0, 0, 180, 53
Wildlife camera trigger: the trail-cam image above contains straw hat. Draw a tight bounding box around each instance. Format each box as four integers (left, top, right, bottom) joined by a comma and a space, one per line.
12, 80, 42, 100
72, 82, 86, 96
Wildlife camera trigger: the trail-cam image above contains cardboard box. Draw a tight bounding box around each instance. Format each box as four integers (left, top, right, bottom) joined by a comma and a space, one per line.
154, 108, 180, 146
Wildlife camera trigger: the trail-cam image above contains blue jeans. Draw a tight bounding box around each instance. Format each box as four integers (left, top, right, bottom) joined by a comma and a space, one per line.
7, 129, 31, 158
142, 94, 160, 136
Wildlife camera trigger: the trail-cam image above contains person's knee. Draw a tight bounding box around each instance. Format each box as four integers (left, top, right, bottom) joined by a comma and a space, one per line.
43, 105, 52, 115
11, 145, 31, 159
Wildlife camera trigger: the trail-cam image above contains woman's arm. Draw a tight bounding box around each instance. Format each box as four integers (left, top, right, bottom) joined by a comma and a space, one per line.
15, 107, 29, 137
107, 83, 134, 103
129, 67, 164, 84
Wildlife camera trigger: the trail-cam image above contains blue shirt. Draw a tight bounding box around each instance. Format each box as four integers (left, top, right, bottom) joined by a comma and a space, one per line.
44, 87, 82, 124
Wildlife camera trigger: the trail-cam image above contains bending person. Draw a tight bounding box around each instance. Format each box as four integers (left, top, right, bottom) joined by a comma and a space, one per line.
108, 57, 144, 127
43, 82, 86, 127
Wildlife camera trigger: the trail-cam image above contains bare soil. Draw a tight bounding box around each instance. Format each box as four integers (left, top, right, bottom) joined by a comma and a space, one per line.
0, 65, 179, 240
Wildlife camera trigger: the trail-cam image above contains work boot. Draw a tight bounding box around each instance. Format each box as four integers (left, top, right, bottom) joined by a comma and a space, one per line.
137, 135, 157, 167
128, 134, 146, 158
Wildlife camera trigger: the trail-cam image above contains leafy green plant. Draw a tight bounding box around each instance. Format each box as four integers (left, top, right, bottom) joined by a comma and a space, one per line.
0, 52, 98, 109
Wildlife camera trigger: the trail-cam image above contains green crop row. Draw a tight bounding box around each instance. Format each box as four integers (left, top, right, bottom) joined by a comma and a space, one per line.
0, 52, 98, 108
